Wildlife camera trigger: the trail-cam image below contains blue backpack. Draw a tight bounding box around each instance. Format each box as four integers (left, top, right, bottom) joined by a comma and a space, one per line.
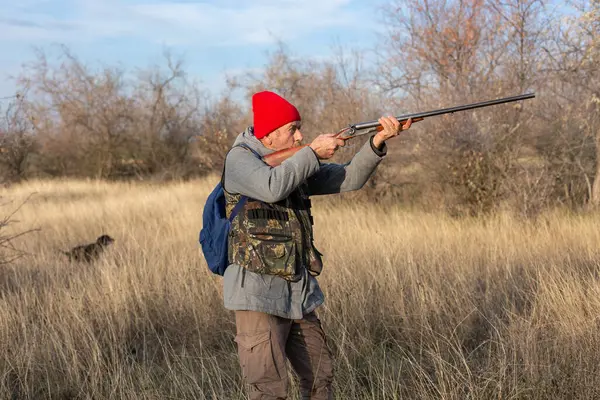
199, 144, 261, 276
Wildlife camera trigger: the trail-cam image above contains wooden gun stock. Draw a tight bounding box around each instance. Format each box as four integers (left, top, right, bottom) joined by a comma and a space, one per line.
263, 145, 311, 167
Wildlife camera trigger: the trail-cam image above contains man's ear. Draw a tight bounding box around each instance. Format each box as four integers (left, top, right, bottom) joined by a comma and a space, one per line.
262, 133, 273, 146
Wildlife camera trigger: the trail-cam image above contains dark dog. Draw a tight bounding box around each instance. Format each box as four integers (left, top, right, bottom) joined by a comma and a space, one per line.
63, 234, 115, 262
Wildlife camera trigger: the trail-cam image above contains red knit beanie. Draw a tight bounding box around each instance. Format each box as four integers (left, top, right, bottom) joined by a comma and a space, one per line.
252, 91, 301, 139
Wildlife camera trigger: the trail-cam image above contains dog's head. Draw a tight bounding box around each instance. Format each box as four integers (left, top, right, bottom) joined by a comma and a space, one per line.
96, 234, 115, 247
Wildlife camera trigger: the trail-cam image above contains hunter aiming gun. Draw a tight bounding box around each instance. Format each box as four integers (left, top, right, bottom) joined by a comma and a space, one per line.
263, 92, 536, 167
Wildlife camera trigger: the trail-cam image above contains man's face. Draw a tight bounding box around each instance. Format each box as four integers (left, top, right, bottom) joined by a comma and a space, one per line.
262, 121, 303, 151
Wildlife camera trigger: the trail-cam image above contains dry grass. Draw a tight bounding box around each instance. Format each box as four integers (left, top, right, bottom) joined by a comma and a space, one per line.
1, 178, 600, 399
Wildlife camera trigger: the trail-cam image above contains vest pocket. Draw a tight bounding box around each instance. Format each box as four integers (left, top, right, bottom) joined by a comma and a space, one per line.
248, 233, 297, 279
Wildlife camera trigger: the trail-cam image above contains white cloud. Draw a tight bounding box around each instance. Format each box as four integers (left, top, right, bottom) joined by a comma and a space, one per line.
0, 0, 365, 47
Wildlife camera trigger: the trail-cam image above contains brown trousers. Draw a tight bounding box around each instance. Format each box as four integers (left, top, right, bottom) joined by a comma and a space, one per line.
234, 310, 334, 400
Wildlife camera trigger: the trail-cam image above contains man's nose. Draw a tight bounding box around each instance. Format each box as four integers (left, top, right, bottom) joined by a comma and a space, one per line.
295, 130, 303, 142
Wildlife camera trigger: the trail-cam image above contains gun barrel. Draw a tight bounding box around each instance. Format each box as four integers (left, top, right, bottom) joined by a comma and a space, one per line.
351, 92, 536, 131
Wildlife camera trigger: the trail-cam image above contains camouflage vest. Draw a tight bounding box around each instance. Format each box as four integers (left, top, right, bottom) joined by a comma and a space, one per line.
224, 184, 323, 282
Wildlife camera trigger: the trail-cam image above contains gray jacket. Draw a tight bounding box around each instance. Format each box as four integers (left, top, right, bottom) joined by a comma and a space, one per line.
222, 127, 387, 320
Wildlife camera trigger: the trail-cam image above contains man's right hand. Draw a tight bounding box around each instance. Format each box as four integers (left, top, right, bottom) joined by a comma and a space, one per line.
309, 134, 345, 160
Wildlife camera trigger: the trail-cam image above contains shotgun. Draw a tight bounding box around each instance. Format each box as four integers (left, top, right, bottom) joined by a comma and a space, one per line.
263, 92, 535, 167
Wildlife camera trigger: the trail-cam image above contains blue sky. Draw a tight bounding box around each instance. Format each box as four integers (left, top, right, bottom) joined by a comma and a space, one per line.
0, 0, 385, 99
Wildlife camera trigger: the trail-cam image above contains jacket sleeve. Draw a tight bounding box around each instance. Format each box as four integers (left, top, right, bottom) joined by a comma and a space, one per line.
306, 135, 387, 196
223, 145, 321, 203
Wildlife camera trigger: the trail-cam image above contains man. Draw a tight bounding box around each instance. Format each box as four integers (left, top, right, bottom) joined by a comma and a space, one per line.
222, 91, 412, 399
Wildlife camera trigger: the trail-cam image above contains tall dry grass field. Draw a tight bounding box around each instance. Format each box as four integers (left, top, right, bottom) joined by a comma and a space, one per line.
1, 178, 600, 399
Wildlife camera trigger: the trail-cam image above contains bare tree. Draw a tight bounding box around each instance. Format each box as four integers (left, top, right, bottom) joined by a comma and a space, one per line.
376, 0, 508, 103
18, 46, 135, 179
543, 0, 600, 206
192, 93, 246, 173
374, 0, 547, 214
15, 46, 214, 180
0, 92, 37, 183
129, 51, 208, 179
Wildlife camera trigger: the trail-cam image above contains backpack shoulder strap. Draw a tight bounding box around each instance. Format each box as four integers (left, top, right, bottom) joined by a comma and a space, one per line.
222, 143, 265, 220
236, 143, 263, 160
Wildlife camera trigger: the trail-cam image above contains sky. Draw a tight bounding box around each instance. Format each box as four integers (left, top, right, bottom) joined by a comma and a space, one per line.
0, 0, 385, 100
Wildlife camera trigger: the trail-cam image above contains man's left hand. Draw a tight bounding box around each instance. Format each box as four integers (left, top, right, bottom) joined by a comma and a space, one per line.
373, 116, 413, 150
